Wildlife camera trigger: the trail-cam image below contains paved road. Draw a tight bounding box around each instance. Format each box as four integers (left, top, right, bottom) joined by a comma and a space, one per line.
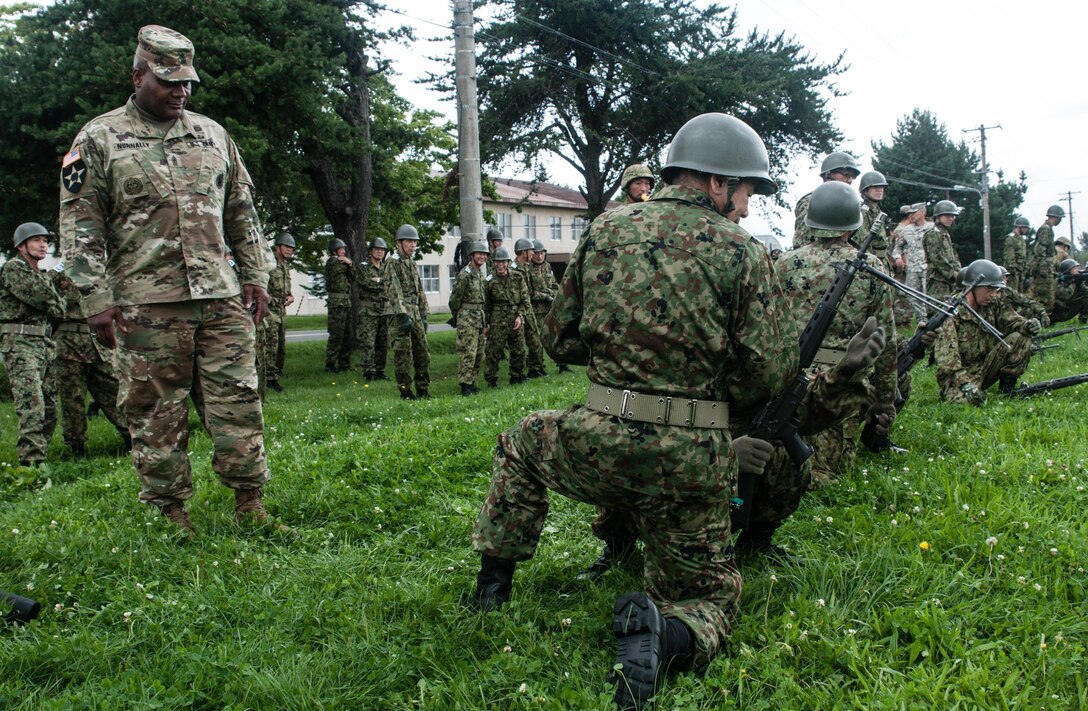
286, 322, 453, 342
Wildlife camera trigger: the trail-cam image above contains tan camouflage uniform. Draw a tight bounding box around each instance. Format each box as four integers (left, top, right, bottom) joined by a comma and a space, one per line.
472, 184, 795, 666
449, 263, 486, 387
356, 258, 390, 379
891, 221, 929, 322
386, 251, 430, 395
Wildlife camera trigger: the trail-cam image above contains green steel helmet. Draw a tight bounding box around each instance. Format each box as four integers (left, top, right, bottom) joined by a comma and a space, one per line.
327, 238, 347, 254
1055, 234, 1073, 248
1013, 216, 1031, 229
492, 247, 513, 262
997, 265, 1010, 278
13, 222, 51, 249
804, 181, 863, 234
514, 238, 534, 253
933, 200, 962, 218
660, 113, 777, 195
532, 240, 546, 252
1046, 204, 1065, 218
819, 151, 861, 179
859, 170, 888, 192
395, 224, 419, 241
274, 232, 296, 248
1059, 258, 1079, 275
620, 163, 655, 191
486, 226, 504, 242
369, 237, 389, 251
467, 241, 488, 256
961, 259, 1005, 289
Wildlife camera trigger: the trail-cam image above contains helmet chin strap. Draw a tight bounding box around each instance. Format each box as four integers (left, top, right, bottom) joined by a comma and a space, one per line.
719, 176, 739, 216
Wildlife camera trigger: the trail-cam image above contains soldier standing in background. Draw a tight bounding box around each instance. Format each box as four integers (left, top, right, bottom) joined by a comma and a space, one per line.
60, 25, 282, 534
52, 262, 129, 456
513, 238, 545, 378
482, 247, 528, 387
1029, 205, 1064, 311
387, 224, 430, 400
618, 163, 654, 204
324, 238, 354, 373
356, 236, 390, 382
923, 200, 963, 302
1003, 217, 1031, 291
0, 223, 64, 466
792, 151, 860, 248
262, 232, 294, 392
529, 240, 569, 374
1054, 234, 1073, 266
485, 226, 504, 274
449, 241, 488, 395
855, 171, 889, 260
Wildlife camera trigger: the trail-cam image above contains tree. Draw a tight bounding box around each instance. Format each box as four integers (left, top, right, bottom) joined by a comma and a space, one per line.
462, 0, 844, 218
872, 109, 1027, 264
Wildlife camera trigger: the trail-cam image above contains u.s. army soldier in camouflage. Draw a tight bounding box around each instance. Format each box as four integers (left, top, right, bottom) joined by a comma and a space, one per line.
470, 113, 795, 709
356, 236, 390, 381
935, 260, 1038, 404
0, 224, 65, 466
482, 248, 528, 387
1029, 205, 1064, 311
513, 238, 545, 377
776, 181, 897, 489
449, 241, 488, 395
1004, 217, 1031, 291
260, 232, 294, 392
890, 202, 930, 322
324, 238, 354, 372
792, 151, 860, 248
923, 200, 963, 303
52, 264, 128, 456
387, 224, 430, 399
59, 25, 283, 535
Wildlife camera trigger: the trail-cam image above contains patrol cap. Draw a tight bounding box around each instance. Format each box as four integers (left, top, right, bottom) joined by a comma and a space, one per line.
136, 25, 200, 83
13, 222, 51, 249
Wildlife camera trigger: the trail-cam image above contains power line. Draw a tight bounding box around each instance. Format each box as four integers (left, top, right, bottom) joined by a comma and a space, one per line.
876, 157, 966, 187
510, 13, 661, 77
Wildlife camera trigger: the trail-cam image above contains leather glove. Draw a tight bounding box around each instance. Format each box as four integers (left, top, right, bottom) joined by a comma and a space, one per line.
1024, 318, 1041, 336
919, 327, 938, 348
732, 435, 774, 476
865, 402, 897, 435
960, 382, 984, 406
397, 313, 413, 334
839, 316, 885, 377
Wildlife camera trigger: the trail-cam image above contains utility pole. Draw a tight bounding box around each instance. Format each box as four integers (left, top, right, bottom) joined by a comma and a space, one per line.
963, 124, 1001, 259
453, 0, 485, 253
1059, 190, 1080, 247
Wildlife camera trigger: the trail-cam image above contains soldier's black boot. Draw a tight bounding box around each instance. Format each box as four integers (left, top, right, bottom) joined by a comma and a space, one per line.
460, 383, 475, 396
486, 379, 498, 388
471, 555, 516, 612
558, 364, 572, 373
576, 539, 638, 582
999, 375, 1018, 395
267, 379, 284, 393
399, 387, 416, 400
69, 442, 87, 458
736, 523, 807, 565
609, 592, 667, 710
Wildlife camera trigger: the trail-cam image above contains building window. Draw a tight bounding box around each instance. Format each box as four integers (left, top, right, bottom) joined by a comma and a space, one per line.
524, 214, 537, 241
448, 264, 460, 292
571, 217, 587, 241
448, 224, 461, 238
419, 264, 440, 294
550, 216, 562, 241
496, 212, 512, 237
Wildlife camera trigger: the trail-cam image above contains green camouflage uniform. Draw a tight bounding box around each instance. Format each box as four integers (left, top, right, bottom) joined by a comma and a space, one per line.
324, 255, 355, 371
356, 259, 390, 379
791, 191, 814, 248
528, 261, 559, 367
856, 198, 888, 260
472, 184, 795, 666
0, 256, 64, 464
387, 251, 430, 394
1002, 287, 1050, 328
260, 256, 290, 382
1004, 231, 1029, 292
923, 222, 961, 303
1029, 224, 1057, 310
1051, 276, 1088, 324
449, 263, 486, 386
775, 238, 897, 488
52, 268, 127, 449
60, 96, 273, 507
515, 261, 544, 373
935, 299, 1034, 402
483, 269, 529, 385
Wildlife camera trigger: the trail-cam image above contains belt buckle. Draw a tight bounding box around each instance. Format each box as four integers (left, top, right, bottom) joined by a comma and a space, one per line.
620, 389, 633, 419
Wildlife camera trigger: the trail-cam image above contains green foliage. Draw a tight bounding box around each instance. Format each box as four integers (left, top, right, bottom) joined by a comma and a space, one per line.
465, 0, 844, 217
872, 109, 1027, 264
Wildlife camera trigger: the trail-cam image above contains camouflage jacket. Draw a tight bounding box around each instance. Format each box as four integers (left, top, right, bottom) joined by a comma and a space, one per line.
51, 267, 105, 362
1002, 287, 1050, 327
449, 265, 486, 329
268, 258, 291, 315
387, 251, 428, 319
854, 199, 888, 258
528, 261, 558, 311
1052, 278, 1088, 324
59, 97, 272, 315
775, 238, 898, 405
548, 183, 795, 404
0, 256, 64, 326
484, 271, 529, 327
791, 190, 814, 248
890, 222, 928, 273
923, 223, 961, 297
935, 298, 1033, 392
324, 255, 354, 306
1030, 224, 1056, 280
356, 259, 390, 316
1003, 232, 1029, 289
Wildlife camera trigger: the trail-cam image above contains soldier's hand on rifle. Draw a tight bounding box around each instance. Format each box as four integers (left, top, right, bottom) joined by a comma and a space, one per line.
917, 322, 939, 348
397, 313, 413, 334
1024, 318, 1041, 336
732, 435, 774, 476
960, 382, 984, 406
841, 316, 885, 377
865, 402, 897, 435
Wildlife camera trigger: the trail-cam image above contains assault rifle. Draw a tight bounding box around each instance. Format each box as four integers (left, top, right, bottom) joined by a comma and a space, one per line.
2, 591, 40, 624
1033, 324, 1088, 347
733, 213, 886, 531
1006, 372, 1088, 398
1057, 272, 1088, 285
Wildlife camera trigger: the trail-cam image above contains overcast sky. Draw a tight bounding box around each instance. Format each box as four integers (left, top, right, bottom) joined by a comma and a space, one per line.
377, 0, 1085, 241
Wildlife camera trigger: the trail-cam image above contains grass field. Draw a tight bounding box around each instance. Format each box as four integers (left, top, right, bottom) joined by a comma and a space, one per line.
2, 325, 1088, 709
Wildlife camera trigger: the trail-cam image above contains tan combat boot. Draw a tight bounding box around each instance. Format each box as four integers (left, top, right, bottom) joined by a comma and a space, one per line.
234, 488, 295, 535
161, 502, 195, 537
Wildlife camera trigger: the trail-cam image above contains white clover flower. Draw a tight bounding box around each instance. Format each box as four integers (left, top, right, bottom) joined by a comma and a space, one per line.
997, 554, 1005, 561
1050, 548, 1059, 556
815, 599, 826, 608
561, 618, 572, 627
986, 536, 998, 548
503, 645, 513, 653
962, 504, 970, 512
1034, 583, 1043, 591
825, 516, 833, 524
518, 683, 528, 694
1017, 576, 1026, 584
846, 628, 857, 635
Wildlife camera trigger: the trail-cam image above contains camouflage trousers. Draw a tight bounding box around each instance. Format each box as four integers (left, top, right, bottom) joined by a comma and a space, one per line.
523, 308, 544, 373
1032, 274, 1056, 312
258, 309, 286, 382
0, 333, 56, 465
533, 305, 562, 370
389, 308, 430, 394
55, 354, 125, 448
903, 270, 927, 324
939, 332, 1032, 403
484, 313, 526, 384
808, 416, 861, 489
118, 298, 269, 507
456, 320, 486, 386
357, 313, 388, 378
325, 298, 353, 371
472, 406, 741, 667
